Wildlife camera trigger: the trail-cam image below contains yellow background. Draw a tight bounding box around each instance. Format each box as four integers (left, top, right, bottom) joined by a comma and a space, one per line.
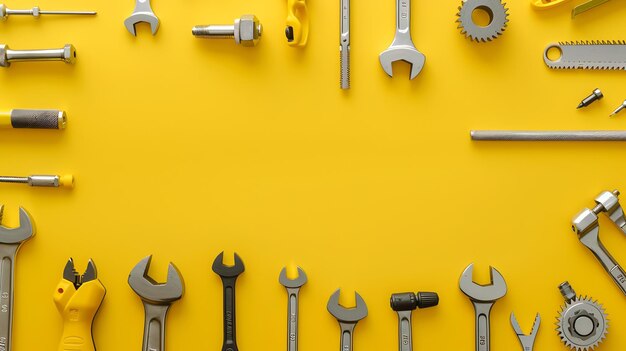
0, 0, 626, 350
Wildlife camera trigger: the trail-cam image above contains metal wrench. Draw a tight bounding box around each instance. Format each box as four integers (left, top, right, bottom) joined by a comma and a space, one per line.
459, 264, 507, 351
510, 313, 540, 351
279, 267, 307, 351
0, 206, 34, 351
212, 252, 245, 351
379, 0, 425, 79
124, 0, 159, 36
128, 255, 184, 351
340, 0, 350, 89
327, 289, 368, 351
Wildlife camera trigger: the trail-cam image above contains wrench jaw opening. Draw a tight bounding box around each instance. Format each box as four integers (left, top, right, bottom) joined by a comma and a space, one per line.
128, 256, 184, 305
379, 47, 425, 80
0, 207, 35, 244
459, 264, 507, 302
124, 14, 160, 36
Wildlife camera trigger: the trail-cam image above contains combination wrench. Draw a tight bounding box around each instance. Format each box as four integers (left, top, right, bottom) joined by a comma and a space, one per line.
327, 289, 368, 351
279, 267, 307, 351
340, 0, 350, 89
124, 0, 159, 36
213, 252, 245, 351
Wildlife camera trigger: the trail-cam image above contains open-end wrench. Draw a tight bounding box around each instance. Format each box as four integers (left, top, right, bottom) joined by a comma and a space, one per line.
212, 252, 245, 351
124, 0, 159, 36
379, 0, 425, 79
0, 206, 34, 351
128, 255, 184, 351
340, 0, 350, 89
459, 264, 507, 351
279, 267, 308, 351
327, 289, 368, 351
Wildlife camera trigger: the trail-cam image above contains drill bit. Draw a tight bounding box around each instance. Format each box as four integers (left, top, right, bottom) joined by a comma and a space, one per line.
0, 175, 74, 188
0, 4, 96, 20
577, 88, 603, 109
340, 0, 350, 89
610, 100, 626, 117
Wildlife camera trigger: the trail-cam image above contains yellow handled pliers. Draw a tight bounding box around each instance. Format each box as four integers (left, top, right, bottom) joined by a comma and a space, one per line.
286, 0, 309, 46
54, 258, 106, 351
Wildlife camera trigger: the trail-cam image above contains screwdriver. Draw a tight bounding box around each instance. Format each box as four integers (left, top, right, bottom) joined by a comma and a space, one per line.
0, 109, 66, 129
0, 4, 96, 20
0, 175, 74, 188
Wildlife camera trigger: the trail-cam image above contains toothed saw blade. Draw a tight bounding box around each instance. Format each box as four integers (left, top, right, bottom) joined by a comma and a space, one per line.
544, 40, 626, 70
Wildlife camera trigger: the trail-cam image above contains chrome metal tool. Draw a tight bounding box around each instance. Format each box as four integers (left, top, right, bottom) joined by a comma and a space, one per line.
544, 41, 626, 70
0, 206, 34, 351
572, 190, 626, 296
213, 252, 245, 351
327, 290, 368, 351
457, 0, 509, 42
128, 256, 184, 351
471, 130, 626, 141
379, 0, 425, 79
279, 267, 307, 351
459, 263, 507, 351
510, 313, 540, 351
340, 0, 350, 89
0, 175, 73, 188
572, 0, 610, 18
557, 282, 608, 351
0, 4, 95, 21
124, 0, 159, 36
0, 109, 66, 129
0, 44, 75, 67
390, 292, 439, 351
192, 15, 262, 47
578, 89, 603, 109
610, 100, 626, 117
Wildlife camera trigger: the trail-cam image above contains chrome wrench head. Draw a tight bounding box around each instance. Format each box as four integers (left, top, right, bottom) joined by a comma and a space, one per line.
279, 267, 308, 288
327, 289, 368, 323
459, 263, 507, 301
0, 206, 35, 244
511, 312, 540, 351
212, 251, 245, 277
124, 0, 159, 36
128, 255, 184, 304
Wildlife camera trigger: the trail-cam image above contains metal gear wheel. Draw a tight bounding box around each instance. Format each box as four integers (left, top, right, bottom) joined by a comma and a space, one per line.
557, 296, 608, 351
456, 0, 509, 42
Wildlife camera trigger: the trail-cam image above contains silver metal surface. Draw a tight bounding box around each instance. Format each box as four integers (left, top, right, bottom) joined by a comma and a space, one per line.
0, 44, 75, 67
471, 130, 626, 141
510, 313, 540, 351
456, 0, 509, 42
279, 267, 307, 351
610, 100, 626, 117
0, 206, 34, 351
572, 190, 626, 296
327, 290, 368, 351
544, 41, 626, 70
379, 0, 425, 79
556, 282, 608, 351
0, 4, 95, 20
0, 175, 61, 187
192, 15, 262, 47
578, 89, 603, 109
128, 256, 184, 351
459, 263, 507, 351
124, 0, 159, 36
340, 0, 350, 89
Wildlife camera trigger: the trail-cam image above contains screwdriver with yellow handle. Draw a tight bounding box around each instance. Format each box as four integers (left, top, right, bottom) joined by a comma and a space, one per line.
54, 258, 106, 351
0, 109, 66, 129
0, 174, 74, 188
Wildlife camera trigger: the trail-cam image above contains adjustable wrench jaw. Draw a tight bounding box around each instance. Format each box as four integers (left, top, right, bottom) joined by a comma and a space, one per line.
0, 206, 35, 244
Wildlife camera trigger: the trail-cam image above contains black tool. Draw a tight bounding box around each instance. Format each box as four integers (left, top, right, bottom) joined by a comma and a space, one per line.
390, 292, 439, 351
212, 252, 245, 351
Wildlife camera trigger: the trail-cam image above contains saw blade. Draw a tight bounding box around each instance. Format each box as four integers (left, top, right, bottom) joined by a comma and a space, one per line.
544, 40, 626, 70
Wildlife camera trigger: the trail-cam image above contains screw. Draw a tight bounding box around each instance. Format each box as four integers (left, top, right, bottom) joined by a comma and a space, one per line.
610, 100, 626, 117
559, 281, 577, 302
0, 174, 74, 188
577, 88, 603, 109
192, 15, 262, 47
0, 44, 76, 67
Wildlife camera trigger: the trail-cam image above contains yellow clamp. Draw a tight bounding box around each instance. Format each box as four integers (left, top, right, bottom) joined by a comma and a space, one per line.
54, 259, 105, 351
531, 0, 573, 9
286, 0, 308, 46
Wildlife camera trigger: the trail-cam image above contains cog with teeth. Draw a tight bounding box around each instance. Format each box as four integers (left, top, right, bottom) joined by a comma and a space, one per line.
557, 296, 608, 351
456, 0, 509, 42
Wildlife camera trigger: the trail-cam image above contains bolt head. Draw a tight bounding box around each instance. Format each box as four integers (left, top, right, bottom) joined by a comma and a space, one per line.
572, 208, 597, 236
32, 6, 40, 18
0, 44, 9, 67
63, 44, 76, 64
236, 15, 262, 47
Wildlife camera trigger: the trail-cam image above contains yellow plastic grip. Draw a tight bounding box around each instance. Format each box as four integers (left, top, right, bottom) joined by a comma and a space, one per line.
531, 0, 573, 9
286, 0, 308, 46
0, 111, 11, 128
54, 279, 106, 351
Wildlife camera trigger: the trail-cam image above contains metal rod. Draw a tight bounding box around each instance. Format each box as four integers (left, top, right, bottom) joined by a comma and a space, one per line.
471, 130, 626, 141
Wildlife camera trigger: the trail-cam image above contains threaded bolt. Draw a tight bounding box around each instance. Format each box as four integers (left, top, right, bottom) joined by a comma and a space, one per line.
559, 281, 577, 302
192, 15, 262, 47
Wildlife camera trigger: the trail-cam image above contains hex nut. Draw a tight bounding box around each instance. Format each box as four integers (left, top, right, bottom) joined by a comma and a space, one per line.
235, 15, 262, 47
63, 44, 77, 64
0, 44, 9, 67
572, 208, 598, 235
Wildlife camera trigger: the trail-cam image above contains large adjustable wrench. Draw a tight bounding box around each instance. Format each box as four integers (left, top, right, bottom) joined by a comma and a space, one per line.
379, 0, 425, 79
0, 206, 34, 351
572, 190, 626, 295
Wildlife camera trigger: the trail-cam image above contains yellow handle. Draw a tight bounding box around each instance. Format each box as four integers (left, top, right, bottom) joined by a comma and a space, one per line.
286, 0, 308, 46
531, 0, 573, 9
54, 279, 106, 351
0, 111, 11, 128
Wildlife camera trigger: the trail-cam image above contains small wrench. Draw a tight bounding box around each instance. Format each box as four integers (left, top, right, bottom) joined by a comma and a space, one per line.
128, 255, 184, 351
327, 289, 368, 351
124, 0, 159, 36
212, 252, 245, 351
0, 206, 34, 351
379, 0, 425, 79
459, 264, 507, 351
510, 313, 540, 351
340, 0, 350, 89
279, 267, 307, 351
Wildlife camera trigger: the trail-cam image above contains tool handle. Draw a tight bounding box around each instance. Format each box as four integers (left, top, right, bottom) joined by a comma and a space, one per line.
142, 303, 170, 351
339, 322, 356, 351
54, 280, 106, 351
396, 0, 410, 32
608, 265, 626, 295
473, 302, 493, 351
396, 311, 412, 351
8, 109, 66, 129
581, 234, 626, 295
221, 277, 238, 351
0, 246, 18, 351
286, 289, 299, 351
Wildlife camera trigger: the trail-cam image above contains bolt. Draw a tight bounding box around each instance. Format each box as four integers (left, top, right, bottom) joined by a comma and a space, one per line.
559, 281, 577, 302
610, 99, 626, 117
577, 88, 603, 109
0, 44, 76, 67
192, 15, 262, 47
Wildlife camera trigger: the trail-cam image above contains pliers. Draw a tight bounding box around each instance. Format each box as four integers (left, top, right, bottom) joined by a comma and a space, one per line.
510, 312, 540, 351
54, 258, 106, 351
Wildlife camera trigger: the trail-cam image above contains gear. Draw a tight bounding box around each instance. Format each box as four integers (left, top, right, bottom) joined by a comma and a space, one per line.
456, 0, 509, 42
557, 296, 608, 351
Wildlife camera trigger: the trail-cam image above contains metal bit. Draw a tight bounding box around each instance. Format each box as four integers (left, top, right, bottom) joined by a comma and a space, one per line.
192, 15, 263, 47
0, 4, 95, 20
578, 89, 603, 109
610, 100, 626, 117
340, 0, 350, 89
0, 175, 74, 188
471, 130, 626, 141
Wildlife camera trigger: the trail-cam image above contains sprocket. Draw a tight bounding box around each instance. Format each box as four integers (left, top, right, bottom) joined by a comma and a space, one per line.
456, 0, 509, 42
557, 295, 608, 351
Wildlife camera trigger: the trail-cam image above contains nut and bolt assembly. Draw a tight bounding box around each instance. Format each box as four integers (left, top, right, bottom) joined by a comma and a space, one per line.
0, 44, 76, 67
577, 88, 603, 109
0, 4, 96, 20
192, 15, 262, 47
